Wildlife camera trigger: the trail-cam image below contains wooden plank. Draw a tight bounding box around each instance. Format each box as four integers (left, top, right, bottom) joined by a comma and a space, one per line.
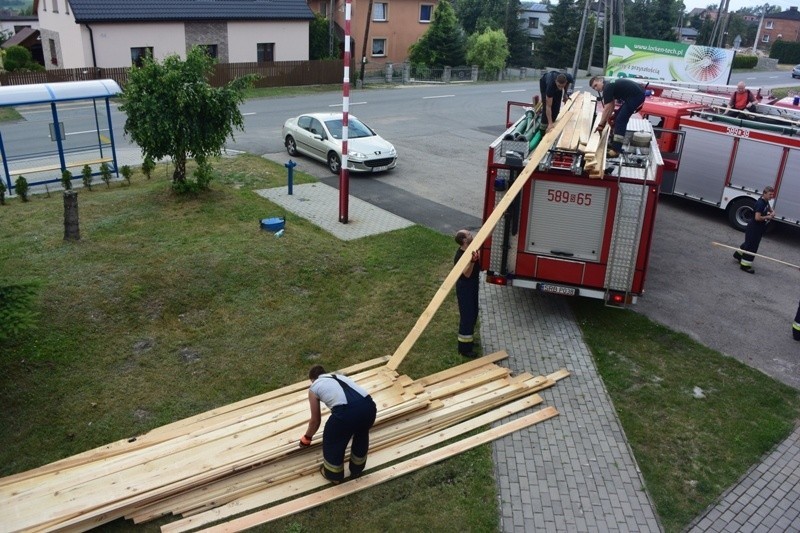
386, 95, 581, 371
161, 399, 553, 532
412, 350, 508, 387
194, 407, 560, 532
9, 158, 113, 177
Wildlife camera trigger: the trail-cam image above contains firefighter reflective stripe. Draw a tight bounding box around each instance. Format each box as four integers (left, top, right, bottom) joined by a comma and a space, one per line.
793, 321, 800, 331
740, 258, 753, 267
350, 452, 367, 466
458, 333, 474, 343
323, 459, 344, 473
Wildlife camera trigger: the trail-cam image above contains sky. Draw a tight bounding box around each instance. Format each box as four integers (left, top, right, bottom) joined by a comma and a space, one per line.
679, 0, 797, 13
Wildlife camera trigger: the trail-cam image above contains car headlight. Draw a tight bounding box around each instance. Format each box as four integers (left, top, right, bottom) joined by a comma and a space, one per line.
388, 147, 397, 157
348, 150, 367, 160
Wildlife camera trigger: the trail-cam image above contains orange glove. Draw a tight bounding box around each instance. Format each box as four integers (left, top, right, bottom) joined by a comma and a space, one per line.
595, 122, 606, 134
299, 434, 312, 447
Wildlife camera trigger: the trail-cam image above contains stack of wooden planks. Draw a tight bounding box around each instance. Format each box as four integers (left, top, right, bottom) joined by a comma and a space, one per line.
1, 352, 567, 532
555, 92, 597, 152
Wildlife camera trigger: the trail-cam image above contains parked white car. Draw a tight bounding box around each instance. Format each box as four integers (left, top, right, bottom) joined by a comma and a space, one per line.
282, 113, 397, 174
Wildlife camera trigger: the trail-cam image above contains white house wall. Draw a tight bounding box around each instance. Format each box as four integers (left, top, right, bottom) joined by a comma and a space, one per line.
227, 21, 308, 62
88, 23, 186, 67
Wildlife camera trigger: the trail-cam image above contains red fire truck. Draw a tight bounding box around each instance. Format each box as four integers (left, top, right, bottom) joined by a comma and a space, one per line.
639, 85, 800, 231
479, 101, 664, 306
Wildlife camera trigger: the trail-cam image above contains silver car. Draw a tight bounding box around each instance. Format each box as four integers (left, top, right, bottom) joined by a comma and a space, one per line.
282, 112, 398, 174
793, 65, 800, 79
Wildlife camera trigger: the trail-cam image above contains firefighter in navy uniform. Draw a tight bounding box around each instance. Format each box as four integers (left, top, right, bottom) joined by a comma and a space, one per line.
734, 186, 775, 274
539, 70, 574, 133
590, 76, 646, 158
454, 229, 481, 357
300, 365, 377, 483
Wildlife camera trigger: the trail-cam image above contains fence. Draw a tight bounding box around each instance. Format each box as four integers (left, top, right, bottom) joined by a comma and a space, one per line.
0, 60, 348, 88
0, 60, 538, 89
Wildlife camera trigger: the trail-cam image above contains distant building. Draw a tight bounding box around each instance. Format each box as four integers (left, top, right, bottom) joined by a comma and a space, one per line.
679, 27, 698, 44
520, 2, 550, 41
757, 5, 800, 51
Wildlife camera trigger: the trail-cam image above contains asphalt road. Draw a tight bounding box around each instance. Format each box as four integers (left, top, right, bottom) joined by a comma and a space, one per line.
258, 78, 800, 391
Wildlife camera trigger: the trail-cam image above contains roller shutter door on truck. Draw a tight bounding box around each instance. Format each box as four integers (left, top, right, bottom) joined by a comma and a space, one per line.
526, 179, 610, 262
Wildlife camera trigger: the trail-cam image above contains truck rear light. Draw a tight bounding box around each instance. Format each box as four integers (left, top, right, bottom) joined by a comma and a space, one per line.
606, 291, 631, 307
486, 274, 508, 286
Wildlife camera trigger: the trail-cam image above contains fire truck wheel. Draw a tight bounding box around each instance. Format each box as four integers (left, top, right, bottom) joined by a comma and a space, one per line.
727, 197, 756, 232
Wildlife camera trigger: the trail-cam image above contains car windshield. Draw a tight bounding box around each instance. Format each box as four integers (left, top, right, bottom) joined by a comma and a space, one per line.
324, 118, 375, 140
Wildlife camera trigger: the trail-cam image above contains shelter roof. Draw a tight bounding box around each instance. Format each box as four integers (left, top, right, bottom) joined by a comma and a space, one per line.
0, 79, 122, 107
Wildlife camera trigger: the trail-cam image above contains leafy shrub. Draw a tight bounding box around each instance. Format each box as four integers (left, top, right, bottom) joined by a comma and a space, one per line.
100, 162, 112, 188
60, 169, 73, 191
82, 164, 93, 191
769, 41, 800, 65
0, 282, 40, 343
14, 175, 28, 201
120, 165, 132, 185
193, 159, 214, 190
732, 54, 758, 69
0, 179, 5, 205
141, 157, 155, 179
4, 45, 42, 72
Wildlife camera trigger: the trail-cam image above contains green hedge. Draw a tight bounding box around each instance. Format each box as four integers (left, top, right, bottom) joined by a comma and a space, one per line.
769, 41, 800, 64
732, 54, 758, 69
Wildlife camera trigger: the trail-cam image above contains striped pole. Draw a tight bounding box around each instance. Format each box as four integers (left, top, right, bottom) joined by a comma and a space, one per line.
339, 0, 352, 223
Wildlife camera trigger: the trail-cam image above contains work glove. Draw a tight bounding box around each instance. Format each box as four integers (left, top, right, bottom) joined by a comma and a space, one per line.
299, 434, 312, 448
595, 122, 605, 134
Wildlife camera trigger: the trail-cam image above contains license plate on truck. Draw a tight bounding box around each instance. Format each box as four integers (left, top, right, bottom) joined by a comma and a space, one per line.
538, 283, 577, 297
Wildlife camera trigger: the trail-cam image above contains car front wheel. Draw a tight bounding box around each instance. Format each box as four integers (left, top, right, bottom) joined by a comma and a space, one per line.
285, 136, 298, 156
327, 152, 341, 174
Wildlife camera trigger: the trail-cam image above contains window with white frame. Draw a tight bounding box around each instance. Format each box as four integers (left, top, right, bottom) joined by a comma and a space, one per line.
762, 35, 770, 42
766, 21, 773, 29
373, 3, 388, 21
65, 0, 69, 15
372, 38, 386, 56
52, 0, 58, 12
420, 4, 433, 22
131, 47, 154, 67
529, 17, 539, 29
42, 0, 47, 11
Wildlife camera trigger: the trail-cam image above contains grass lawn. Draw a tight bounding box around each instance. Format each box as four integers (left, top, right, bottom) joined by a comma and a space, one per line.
1, 155, 798, 532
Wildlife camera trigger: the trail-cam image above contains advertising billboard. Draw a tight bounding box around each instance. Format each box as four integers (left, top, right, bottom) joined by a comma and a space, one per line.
606, 35, 735, 84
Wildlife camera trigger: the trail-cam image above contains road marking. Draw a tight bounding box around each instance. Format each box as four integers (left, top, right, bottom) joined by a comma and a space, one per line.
66, 128, 110, 136
769, 76, 778, 79
423, 95, 455, 99
329, 101, 367, 107
502, 89, 526, 93
243, 112, 257, 116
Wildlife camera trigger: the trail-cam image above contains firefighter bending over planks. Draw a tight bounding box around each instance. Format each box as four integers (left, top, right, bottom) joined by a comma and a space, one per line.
590, 76, 646, 158
300, 365, 377, 483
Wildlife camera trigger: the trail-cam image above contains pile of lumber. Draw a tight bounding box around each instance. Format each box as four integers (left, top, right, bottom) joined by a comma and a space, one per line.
555, 92, 597, 152
1, 352, 567, 532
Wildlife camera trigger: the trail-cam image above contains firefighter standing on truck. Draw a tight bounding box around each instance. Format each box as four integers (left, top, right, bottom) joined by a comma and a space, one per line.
539, 71, 574, 133
590, 76, 646, 158
454, 229, 480, 358
300, 365, 377, 483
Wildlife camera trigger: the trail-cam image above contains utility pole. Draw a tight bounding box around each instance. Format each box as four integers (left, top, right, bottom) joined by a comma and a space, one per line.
572, 0, 592, 81
586, 0, 603, 75
359, 0, 374, 85
753, 3, 769, 53
328, 0, 335, 57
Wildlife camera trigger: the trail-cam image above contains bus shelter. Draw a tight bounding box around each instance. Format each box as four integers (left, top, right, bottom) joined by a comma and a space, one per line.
0, 79, 122, 192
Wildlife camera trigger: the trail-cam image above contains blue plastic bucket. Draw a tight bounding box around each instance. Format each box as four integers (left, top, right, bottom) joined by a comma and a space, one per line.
260, 217, 285, 233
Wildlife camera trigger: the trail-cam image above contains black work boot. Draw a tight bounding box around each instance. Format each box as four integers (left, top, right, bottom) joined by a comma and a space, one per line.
458, 341, 478, 358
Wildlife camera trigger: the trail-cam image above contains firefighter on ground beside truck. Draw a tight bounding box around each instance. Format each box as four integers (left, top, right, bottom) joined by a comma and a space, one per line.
539, 70, 574, 133
299, 365, 377, 483
454, 229, 481, 358
733, 186, 775, 274
590, 76, 646, 158
725, 81, 757, 117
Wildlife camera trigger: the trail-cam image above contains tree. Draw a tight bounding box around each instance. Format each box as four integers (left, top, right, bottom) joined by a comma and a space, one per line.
309, 13, 340, 60
466, 28, 510, 78
409, 0, 467, 67
120, 47, 256, 190
4, 45, 43, 72
454, 0, 530, 66
536, 0, 581, 69
625, 0, 681, 42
